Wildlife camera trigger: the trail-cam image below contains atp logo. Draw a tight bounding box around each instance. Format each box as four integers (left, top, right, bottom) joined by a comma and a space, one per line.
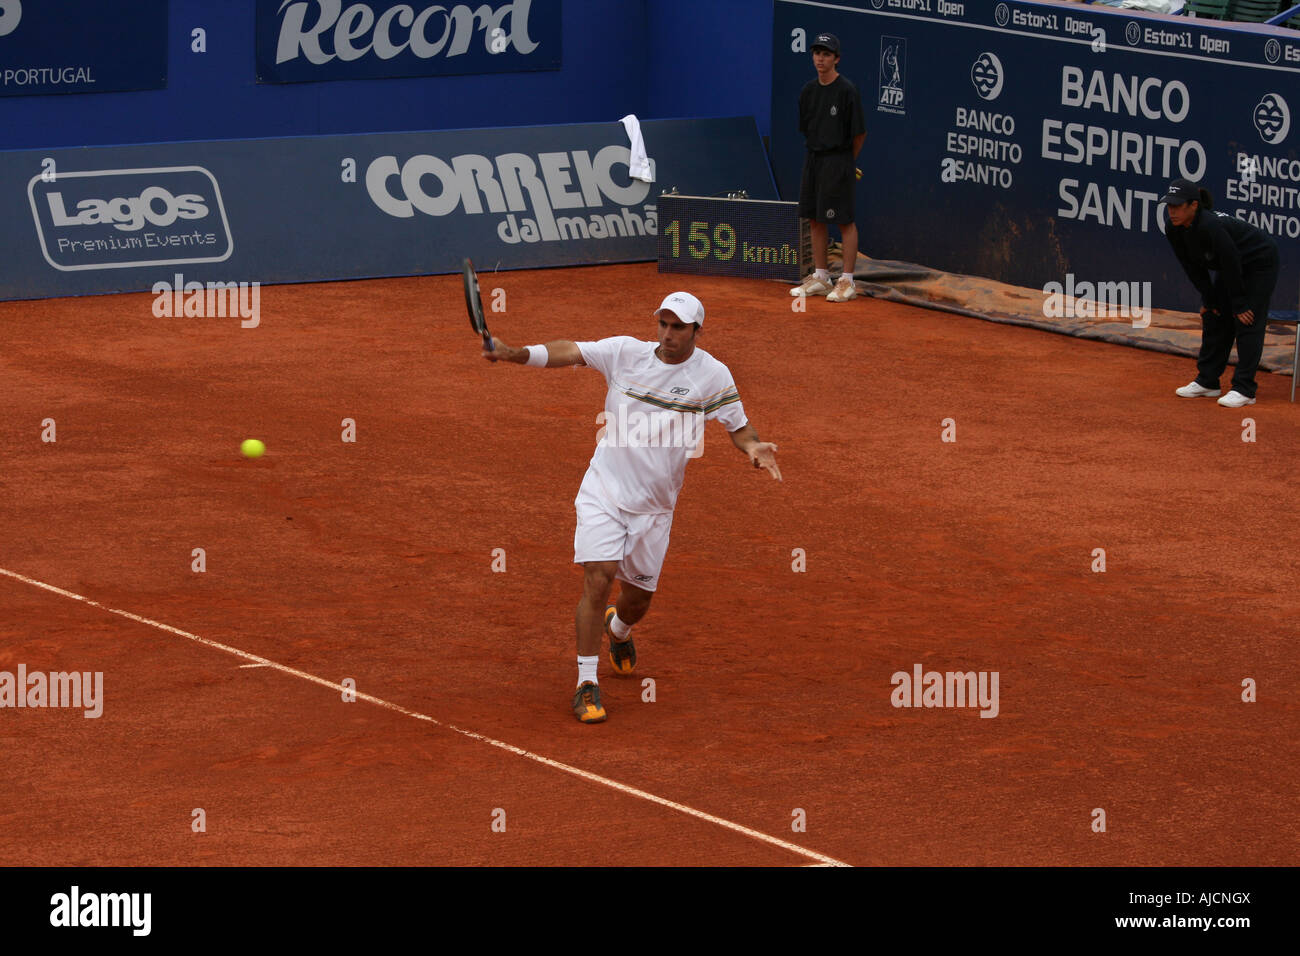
0, 0, 21, 37
1254, 94, 1290, 145
994, 3, 1009, 26
970, 52, 1003, 101
878, 37, 906, 115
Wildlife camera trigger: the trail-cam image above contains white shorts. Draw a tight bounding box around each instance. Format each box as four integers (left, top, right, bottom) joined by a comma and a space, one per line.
573, 472, 673, 592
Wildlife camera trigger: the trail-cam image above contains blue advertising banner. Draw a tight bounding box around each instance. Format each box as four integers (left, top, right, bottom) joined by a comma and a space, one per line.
771, 0, 1300, 314
0, 0, 167, 97
0, 117, 775, 300
256, 0, 562, 83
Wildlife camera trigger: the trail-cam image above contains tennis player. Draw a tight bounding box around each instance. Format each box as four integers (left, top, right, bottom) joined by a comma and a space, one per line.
483, 291, 782, 723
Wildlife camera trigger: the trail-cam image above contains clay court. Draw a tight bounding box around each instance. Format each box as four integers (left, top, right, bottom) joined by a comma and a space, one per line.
1, 263, 1295, 867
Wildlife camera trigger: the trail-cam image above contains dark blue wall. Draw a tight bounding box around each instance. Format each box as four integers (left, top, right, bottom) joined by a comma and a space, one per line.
0, 0, 775, 149
645, 0, 774, 138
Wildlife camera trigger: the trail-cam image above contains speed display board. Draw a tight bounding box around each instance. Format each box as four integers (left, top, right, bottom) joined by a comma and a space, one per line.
657, 195, 811, 282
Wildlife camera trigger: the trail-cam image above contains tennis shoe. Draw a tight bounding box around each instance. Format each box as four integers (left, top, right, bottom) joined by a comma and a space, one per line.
606, 605, 636, 675
791, 274, 833, 297
827, 275, 858, 302
1175, 381, 1220, 398
1217, 390, 1256, 408
572, 681, 606, 723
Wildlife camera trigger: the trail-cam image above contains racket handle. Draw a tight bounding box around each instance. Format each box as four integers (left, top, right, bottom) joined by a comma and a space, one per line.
483, 333, 495, 352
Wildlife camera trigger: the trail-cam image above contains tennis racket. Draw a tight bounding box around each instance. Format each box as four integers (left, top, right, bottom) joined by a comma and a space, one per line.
462, 257, 494, 354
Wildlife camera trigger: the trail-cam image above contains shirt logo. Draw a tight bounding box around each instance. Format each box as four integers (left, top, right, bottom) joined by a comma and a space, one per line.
670, 386, 690, 395
830, 105, 838, 116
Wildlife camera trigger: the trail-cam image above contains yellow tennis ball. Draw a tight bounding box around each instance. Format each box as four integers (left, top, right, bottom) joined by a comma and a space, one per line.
241, 438, 266, 459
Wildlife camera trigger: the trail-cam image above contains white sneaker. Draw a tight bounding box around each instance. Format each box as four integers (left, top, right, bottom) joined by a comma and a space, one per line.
1217, 390, 1256, 408
791, 274, 832, 297
826, 275, 858, 302
1175, 381, 1221, 398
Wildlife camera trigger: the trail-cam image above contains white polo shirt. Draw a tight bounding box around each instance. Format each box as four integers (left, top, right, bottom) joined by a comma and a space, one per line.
576, 336, 748, 514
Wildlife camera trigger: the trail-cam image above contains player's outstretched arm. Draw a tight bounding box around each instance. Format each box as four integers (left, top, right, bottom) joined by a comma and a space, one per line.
482, 339, 585, 367
728, 424, 782, 482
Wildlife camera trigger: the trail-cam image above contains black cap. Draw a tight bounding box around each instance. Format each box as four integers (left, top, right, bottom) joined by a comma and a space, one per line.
812, 32, 840, 54
1161, 178, 1200, 205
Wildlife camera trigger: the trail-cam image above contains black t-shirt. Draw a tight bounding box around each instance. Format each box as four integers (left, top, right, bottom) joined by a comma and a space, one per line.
799, 75, 865, 153
1165, 207, 1278, 312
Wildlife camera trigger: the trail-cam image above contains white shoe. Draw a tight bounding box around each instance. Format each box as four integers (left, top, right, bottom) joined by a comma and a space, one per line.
1175, 381, 1221, 398
790, 273, 833, 297
826, 275, 858, 302
1217, 390, 1256, 408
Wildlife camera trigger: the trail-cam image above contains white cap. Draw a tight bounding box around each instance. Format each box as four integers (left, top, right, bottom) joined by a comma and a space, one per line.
654, 291, 705, 327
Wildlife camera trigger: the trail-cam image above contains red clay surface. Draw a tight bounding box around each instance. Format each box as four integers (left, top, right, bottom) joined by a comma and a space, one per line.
1, 263, 1297, 866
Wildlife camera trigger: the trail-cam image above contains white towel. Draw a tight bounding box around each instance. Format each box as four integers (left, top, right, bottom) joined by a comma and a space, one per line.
620, 114, 654, 183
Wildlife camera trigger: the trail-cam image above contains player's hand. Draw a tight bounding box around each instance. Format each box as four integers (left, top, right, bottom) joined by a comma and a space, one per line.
749, 442, 782, 482
482, 337, 508, 362
1237, 309, 1255, 326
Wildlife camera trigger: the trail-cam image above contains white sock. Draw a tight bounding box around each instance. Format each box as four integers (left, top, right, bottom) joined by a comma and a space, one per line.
815, 268, 830, 281
577, 655, 598, 686
609, 611, 632, 641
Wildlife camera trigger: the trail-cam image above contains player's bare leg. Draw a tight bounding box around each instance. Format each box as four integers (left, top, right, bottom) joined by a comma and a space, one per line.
573, 560, 617, 722
577, 561, 618, 657
603, 580, 649, 676
612, 581, 652, 628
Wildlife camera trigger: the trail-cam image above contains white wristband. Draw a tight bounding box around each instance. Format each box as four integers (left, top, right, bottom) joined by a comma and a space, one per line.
525, 344, 549, 367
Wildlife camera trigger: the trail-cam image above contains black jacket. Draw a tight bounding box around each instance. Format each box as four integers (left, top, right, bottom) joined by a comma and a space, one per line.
1165, 208, 1277, 314
799, 75, 865, 153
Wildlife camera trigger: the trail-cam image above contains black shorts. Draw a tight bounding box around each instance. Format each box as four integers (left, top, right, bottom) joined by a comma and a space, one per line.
798, 150, 855, 225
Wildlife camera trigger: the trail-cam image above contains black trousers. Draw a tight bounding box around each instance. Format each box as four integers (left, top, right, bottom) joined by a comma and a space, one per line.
1194, 255, 1279, 399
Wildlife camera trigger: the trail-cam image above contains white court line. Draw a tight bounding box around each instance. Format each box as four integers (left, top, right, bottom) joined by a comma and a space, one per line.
1, 566, 851, 868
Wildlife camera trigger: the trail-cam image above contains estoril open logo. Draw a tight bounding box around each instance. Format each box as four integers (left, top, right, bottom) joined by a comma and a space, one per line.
1255, 93, 1290, 145
365, 146, 657, 244
29, 167, 233, 272
273, 0, 539, 65
0, 0, 21, 37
